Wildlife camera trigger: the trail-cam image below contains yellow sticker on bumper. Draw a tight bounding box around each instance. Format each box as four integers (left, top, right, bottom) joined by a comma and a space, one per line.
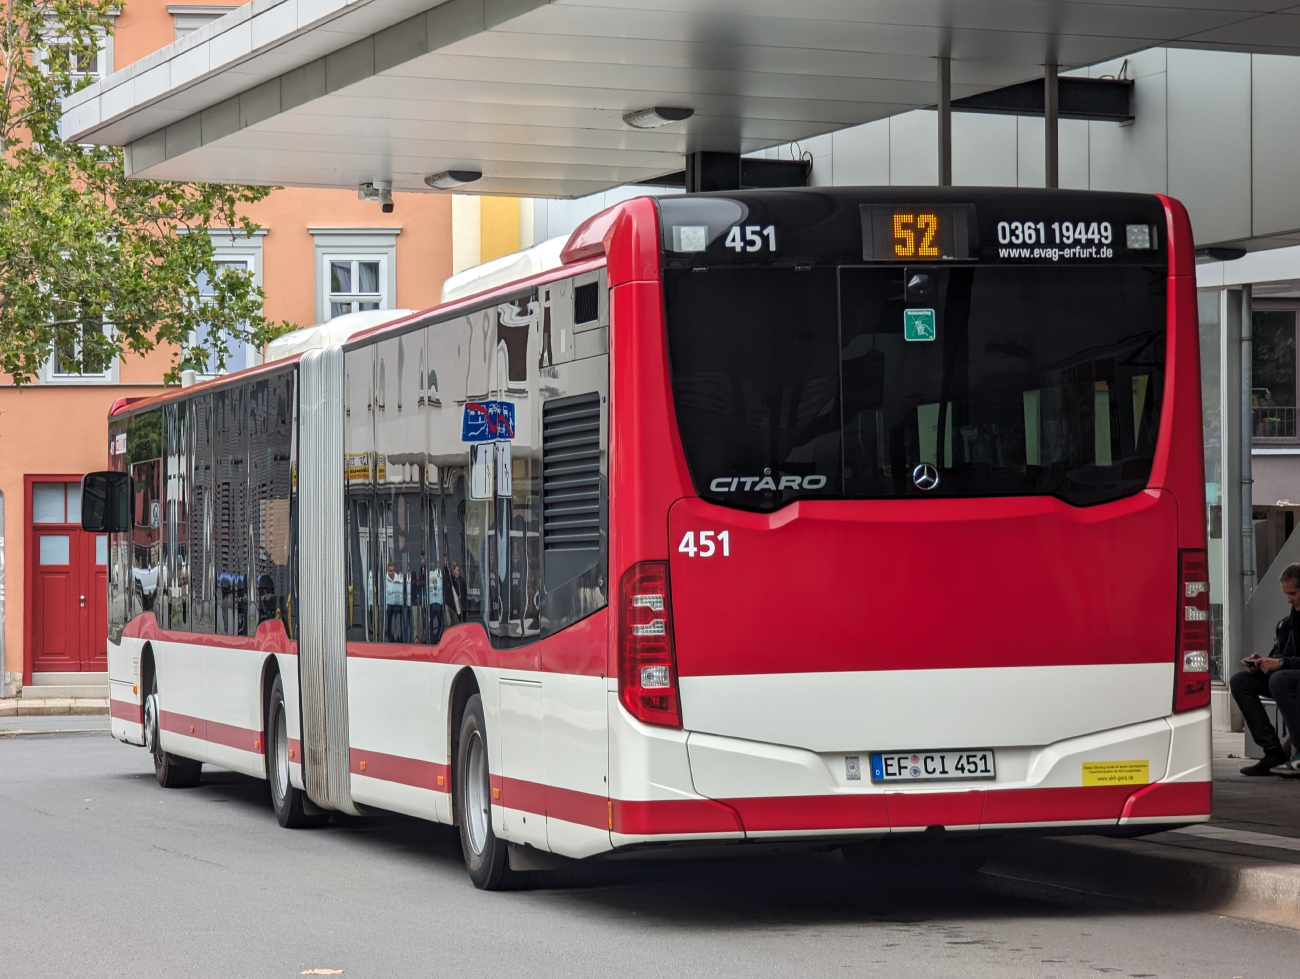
1082, 760, 1150, 786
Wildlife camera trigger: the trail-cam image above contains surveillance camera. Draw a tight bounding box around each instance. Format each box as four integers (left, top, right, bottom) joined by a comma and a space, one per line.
358, 180, 394, 213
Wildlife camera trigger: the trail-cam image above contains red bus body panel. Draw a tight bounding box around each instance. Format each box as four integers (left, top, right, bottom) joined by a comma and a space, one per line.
601, 189, 1210, 829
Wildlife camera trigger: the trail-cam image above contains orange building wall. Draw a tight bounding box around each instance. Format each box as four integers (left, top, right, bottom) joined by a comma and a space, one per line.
0, 384, 167, 684
244, 188, 454, 328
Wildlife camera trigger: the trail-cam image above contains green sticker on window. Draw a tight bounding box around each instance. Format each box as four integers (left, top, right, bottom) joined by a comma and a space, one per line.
904, 308, 936, 341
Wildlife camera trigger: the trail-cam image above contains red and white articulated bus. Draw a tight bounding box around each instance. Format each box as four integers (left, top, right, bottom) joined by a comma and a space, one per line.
83, 187, 1211, 889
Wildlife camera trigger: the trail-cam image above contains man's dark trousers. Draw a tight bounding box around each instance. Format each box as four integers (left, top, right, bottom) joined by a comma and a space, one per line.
1230, 668, 1300, 755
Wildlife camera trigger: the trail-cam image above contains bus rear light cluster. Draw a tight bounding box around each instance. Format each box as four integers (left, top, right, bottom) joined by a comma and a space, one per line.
1175, 549, 1211, 712
640, 665, 671, 688
618, 562, 682, 727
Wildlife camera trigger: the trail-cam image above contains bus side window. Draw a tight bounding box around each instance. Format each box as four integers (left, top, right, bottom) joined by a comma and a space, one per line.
344, 344, 377, 642
249, 373, 294, 631
126, 409, 164, 624
189, 395, 216, 634
163, 403, 189, 632
373, 334, 427, 645
214, 385, 250, 637
107, 419, 129, 643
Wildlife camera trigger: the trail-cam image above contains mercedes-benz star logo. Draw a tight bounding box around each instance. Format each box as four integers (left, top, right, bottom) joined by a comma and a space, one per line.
912, 462, 940, 491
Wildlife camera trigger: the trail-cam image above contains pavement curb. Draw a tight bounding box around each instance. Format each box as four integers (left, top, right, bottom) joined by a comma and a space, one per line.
988, 835, 1300, 930
0, 699, 109, 717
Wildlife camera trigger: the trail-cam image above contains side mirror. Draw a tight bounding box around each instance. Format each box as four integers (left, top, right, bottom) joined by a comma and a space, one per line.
81, 471, 131, 533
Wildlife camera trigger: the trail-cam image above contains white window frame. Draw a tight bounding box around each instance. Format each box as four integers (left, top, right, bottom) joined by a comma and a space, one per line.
310, 227, 400, 323
192, 229, 266, 379
42, 12, 115, 144
167, 5, 238, 41
41, 321, 119, 384
35, 14, 118, 384
39, 12, 115, 81
325, 255, 387, 319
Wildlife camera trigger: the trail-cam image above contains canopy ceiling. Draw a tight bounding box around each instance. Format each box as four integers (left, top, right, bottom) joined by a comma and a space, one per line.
62, 0, 1300, 198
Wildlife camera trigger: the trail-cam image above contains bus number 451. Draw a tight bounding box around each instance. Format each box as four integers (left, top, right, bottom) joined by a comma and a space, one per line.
725, 225, 777, 253
679, 530, 731, 558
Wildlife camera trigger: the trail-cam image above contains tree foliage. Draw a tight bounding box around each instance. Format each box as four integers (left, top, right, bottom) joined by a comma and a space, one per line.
0, 0, 293, 384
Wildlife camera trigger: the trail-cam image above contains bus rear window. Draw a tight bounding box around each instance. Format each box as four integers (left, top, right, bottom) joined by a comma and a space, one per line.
664, 264, 1166, 509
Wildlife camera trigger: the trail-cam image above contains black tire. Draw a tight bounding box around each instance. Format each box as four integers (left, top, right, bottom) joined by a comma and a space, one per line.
455, 694, 521, 890
144, 673, 201, 789
266, 675, 327, 828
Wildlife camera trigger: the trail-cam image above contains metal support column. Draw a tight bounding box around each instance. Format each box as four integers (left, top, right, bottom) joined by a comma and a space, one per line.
1241, 285, 1256, 606
1044, 61, 1059, 188
937, 56, 952, 187
1222, 288, 1250, 681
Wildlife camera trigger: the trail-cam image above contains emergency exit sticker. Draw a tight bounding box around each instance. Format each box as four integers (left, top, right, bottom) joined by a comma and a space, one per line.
1081, 760, 1149, 786
903, 308, 935, 341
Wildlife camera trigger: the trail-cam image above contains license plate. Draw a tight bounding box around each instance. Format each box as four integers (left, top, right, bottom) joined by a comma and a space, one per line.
869, 749, 996, 783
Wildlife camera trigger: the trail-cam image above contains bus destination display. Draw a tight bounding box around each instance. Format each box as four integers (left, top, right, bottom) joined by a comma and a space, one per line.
861, 204, 975, 262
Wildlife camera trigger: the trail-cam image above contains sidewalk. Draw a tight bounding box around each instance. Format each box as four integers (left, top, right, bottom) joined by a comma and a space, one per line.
0, 714, 111, 736
989, 732, 1300, 929
0, 697, 109, 718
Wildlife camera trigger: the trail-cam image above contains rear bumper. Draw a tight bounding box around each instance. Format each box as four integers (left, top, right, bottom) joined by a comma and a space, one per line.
689, 706, 1211, 838
608, 702, 1210, 845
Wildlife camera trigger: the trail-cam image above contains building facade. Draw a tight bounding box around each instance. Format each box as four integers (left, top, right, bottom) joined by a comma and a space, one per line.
1, 0, 524, 698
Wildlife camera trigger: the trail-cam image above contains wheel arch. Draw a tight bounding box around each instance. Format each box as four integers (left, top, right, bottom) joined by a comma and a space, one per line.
259, 655, 282, 757
257, 652, 280, 774
447, 667, 482, 827
139, 642, 156, 700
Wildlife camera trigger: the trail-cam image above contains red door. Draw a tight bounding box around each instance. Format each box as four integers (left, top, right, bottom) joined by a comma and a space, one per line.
29, 479, 108, 673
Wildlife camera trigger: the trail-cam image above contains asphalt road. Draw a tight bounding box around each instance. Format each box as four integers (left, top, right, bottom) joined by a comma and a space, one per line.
2, 732, 1297, 979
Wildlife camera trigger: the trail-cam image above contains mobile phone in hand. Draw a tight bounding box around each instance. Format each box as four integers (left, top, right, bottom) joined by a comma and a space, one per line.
1243, 656, 1262, 671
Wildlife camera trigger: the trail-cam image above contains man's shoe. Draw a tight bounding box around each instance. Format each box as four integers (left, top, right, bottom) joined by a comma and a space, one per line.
1269, 754, 1300, 777
1241, 751, 1288, 775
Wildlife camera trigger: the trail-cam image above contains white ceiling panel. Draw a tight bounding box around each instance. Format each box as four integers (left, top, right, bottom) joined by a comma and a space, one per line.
65, 0, 1300, 197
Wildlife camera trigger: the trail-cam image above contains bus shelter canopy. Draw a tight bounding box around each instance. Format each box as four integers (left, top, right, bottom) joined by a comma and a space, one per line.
62, 0, 1300, 198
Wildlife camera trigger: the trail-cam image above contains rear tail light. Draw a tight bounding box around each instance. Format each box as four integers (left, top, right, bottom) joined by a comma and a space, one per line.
1175, 549, 1211, 712
618, 562, 682, 727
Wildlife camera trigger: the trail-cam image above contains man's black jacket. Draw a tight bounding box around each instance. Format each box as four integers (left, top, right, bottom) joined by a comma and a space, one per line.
1265, 610, 1300, 670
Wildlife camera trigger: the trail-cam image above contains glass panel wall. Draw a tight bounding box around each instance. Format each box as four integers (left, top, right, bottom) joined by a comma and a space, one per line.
1198, 290, 1225, 682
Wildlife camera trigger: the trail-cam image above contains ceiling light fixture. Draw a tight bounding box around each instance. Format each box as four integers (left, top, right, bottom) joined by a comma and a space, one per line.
424, 168, 483, 190
623, 106, 694, 130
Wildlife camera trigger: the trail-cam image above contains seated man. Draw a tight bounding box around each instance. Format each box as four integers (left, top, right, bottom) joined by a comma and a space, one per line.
1232, 562, 1300, 776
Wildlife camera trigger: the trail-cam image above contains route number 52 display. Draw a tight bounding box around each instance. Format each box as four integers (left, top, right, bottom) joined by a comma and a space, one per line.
678, 531, 731, 558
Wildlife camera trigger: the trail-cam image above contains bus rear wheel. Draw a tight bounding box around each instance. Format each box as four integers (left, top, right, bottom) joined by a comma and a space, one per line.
145, 674, 201, 789
455, 694, 520, 890
266, 675, 326, 828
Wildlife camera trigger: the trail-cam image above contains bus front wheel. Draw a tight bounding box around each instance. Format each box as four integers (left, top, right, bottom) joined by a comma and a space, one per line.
455, 694, 521, 890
